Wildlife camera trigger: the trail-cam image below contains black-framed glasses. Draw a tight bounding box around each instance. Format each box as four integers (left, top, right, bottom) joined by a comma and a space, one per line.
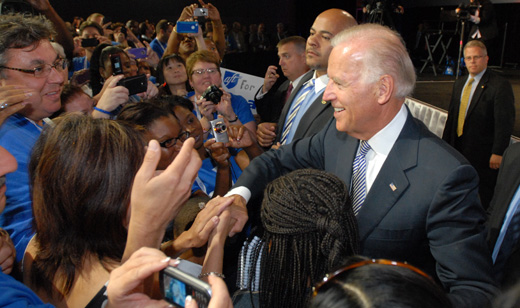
0, 58, 67, 78
312, 259, 432, 297
159, 131, 190, 148
192, 68, 219, 76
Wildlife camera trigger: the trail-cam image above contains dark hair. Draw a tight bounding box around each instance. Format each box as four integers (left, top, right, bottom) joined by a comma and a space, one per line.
52, 84, 88, 117
277, 35, 306, 52
29, 114, 146, 299
0, 14, 55, 69
156, 19, 171, 32
254, 169, 359, 308
79, 20, 103, 37
88, 43, 112, 95
310, 256, 452, 308
150, 95, 194, 115
156, 53, 185, 85
117, 101, 172, 130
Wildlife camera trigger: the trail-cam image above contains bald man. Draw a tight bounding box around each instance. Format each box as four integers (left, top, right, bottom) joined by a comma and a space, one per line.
256, 9, 357, 148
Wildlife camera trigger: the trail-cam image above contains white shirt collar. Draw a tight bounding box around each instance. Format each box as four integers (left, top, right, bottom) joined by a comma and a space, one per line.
366, 103, 408, 157
312, 71, 329, 94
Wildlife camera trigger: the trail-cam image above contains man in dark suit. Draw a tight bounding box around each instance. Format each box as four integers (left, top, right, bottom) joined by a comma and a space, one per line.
255, 8, 357, 148
226, 24, 497, 307
487, 142, 520, 289
254, 36, 309, 125
442, 40, 515, 210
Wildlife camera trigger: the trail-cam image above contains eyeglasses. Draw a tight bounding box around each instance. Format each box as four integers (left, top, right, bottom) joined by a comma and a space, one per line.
159, 131, 190, 148
312, 259, 432, 297
465, 55, 485, 61
192, 68, 219, 76
0, 58, 67, 78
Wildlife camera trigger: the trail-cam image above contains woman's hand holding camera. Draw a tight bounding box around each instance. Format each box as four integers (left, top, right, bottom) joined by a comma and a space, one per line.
93, 75, 129, 118
204, 139, 230, 167
196, 96, 217, 120
214, 90, 235, 121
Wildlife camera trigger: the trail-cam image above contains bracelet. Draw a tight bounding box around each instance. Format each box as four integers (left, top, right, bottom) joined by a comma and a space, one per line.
93, 106, 112, 115
198, 272, 225, 279
228, 115, 238, 123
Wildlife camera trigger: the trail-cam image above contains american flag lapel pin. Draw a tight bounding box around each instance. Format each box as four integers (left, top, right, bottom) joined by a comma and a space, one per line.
389, 183, 397, 191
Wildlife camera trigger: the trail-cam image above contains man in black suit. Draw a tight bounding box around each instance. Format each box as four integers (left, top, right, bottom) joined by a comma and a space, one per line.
256, 8, 357, 148
487, 142, 520, 289
254, 36, 309, 126
442, 40, 515, 210
226, 24, 497, 307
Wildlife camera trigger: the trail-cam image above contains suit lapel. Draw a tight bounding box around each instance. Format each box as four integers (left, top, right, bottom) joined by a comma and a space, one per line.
356, 114, 418, 241
466, 70, 489, 119
293, 93, 328, 139
276, 70, 314, 130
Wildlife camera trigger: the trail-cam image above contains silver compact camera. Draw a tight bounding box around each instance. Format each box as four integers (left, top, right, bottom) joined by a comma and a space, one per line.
210, 118, 229, 143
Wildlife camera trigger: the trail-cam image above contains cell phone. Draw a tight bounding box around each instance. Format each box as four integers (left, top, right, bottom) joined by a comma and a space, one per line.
81, 38, 99, 47
160, 266, 212, 308
127, 47, 147, 59
117, 74, 148, 95
71, 69, 91, 86
110, 54, 124, 76
210, 118, 229, 143
121, 26, 127, 36
176, 21, 199, 34
193, 8, 208, 17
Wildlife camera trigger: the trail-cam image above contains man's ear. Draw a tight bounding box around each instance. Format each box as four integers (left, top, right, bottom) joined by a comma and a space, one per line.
376, 75, 394, 105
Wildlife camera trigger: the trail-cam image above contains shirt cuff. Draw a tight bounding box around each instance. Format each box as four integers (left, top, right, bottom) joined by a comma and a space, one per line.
225, 186, 251, 203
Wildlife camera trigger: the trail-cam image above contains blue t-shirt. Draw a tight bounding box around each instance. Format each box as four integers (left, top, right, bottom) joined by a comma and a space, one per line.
150, 38, 166, 59
70, 56, 90, 78
0, 272, 52, 307
191, 156, 242, 197
0, 114, 41, 262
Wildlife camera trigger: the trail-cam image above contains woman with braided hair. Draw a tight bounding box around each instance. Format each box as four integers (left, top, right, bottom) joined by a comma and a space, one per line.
200, 168, 359, 308
255, 168, 359, 308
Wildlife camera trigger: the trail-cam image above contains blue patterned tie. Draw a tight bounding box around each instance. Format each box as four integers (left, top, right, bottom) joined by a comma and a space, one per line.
351, 140, 371, 215
280, 79, 315, 145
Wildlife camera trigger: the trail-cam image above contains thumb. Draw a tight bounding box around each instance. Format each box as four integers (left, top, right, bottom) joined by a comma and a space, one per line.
185, 295, 199, 308
107, 75, 125, 88
134, 140, 161, 186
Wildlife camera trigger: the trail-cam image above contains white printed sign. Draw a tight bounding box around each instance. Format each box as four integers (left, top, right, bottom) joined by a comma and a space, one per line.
220, 68, 264, 114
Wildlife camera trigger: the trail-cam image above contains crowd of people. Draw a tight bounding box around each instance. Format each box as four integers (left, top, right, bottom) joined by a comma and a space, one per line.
0, 0, 518, 307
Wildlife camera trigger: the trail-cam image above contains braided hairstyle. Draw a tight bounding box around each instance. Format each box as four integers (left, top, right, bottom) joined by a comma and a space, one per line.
255, 168, 359, 308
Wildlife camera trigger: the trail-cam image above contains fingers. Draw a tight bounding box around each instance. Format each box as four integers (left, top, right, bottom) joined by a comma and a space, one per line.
228, 195, 248, 236
133, 140, 161, 187
107, 74, 126, 88
185, 296, 199, 308
207, 275, 233, 308
165, 138, 201, 191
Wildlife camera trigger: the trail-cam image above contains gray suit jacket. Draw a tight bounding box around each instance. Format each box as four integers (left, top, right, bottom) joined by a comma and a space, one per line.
275, 70, 333, 143
236, 109, 498, 307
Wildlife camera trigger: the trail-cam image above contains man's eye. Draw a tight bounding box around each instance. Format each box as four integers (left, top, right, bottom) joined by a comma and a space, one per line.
33, 66, 45, 74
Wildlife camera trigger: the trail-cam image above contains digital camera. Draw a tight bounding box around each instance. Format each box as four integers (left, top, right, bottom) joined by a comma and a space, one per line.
201, 85, 223, 104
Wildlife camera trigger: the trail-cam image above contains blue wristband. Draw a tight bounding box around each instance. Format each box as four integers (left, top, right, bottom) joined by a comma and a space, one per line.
93, 106, 112, 115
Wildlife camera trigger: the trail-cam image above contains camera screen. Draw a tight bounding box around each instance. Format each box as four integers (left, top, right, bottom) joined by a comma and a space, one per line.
163, 274, 210, 308
164, 275, 187, 307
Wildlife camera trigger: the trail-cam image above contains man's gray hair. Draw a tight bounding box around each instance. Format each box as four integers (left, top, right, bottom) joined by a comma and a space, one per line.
0, 14, 55, 70
331, 24, 416, 99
